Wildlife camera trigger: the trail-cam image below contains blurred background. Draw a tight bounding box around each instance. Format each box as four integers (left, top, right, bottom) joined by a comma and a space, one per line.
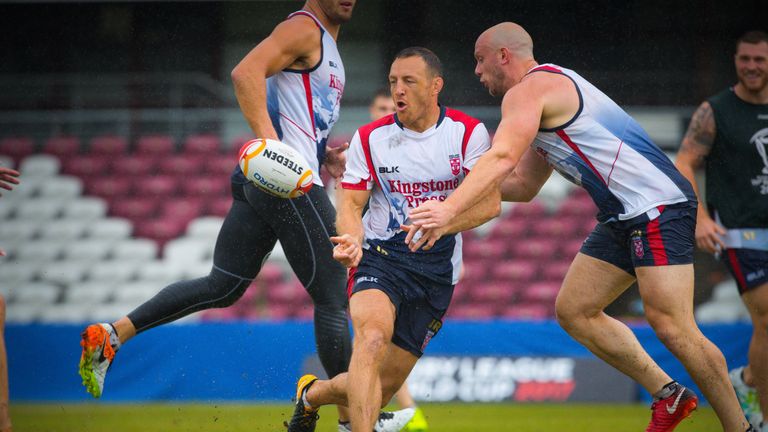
0, 0, 765, 413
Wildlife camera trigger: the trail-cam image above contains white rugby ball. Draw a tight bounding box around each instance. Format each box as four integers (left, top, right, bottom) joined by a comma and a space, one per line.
238, 138, 314, 199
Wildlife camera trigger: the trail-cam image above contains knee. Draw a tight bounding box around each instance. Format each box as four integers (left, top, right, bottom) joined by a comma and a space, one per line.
207, 270, 247, 308
645, 309, 688, 347
554, 297, 597, 335
354, 327, 388, 358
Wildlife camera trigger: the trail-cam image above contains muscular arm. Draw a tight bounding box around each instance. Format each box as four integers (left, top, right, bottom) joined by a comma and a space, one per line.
231, 16, 319, 140
500, 147, 553, 202
674, 101, 725, 252
336, 188, 371, 245
444, 185, 502, 234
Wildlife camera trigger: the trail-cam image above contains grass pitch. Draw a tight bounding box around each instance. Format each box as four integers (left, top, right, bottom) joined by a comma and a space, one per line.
12, 402, 720, 431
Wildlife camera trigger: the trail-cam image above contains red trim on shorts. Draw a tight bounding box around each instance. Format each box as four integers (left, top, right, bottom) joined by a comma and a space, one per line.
341, 180, 369, 190
346, 267, 357, 298
301, 73, 317, 138
646, 205, 668, 266
556, 130, 607, 186
445, 108, 480, 160
727, 249, 748, 289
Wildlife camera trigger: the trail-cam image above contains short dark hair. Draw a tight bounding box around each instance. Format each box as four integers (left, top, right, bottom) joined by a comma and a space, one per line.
371, 88, 390, 102
736, 30, 768, 50
394, 47, 443, 78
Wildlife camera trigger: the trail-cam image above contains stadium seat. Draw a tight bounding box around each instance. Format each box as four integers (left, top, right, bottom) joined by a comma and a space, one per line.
181, 176, 229, 197
509, 200, 548, 218
463, 238, 507, 259
204, 155, 236, 176
110, 197, 159, 220
468, 282, 516, 304
207, 197, 232, 217
43, 136, 81, 157
199, 308, 242, 322
0, 137, 35, 162
266, 282, 306, 305
87, 304, 133, 323
510, 238, 558, 260
184, 134, 221, 154
62, 239, 113, 262
12, 282, 60, 304
65, 282, 115, 305
15, 242, 64, 262
0, 220, 40, 242
19, 154, 61, 177
134, 218, 187, 245
158, 155, 204, 176
542, 261, 571, 282
37, 175, 83, 199
111, 239, 158, 262
258, 263, 286, 285
490, 217, 530, 238
112, 282, 163, 308
2, 176, 45, 202
160, 198, 205, 220
86, 261, 138, 284
39, 304, 92, 324
519, 281, 561, 303
110, 155, 159, 176
186, 216, 224, 239
134, 175, 178, 197
500, 303, 552, 320
60, 197, 108, 221
38, 220, 88, 240
530, 218, 571, 237
163, 237, 211, 264
446, 304, 496, 320
0, 155, 13, 169
0, 261, 40, 286
86, 176, 134, 199
491, 260, 538, 283
84, 218, 132, 239
136, 135, 175, 155
5, 304, 41, 323
39, 261, 88, 285
89, 135, 129, 155
15, 199, 63, 220
134, 261, 185, 285
557, 197, 598, 219
62, 154, 110, 177
231, 135, 256, 151
0, 201, 13, 219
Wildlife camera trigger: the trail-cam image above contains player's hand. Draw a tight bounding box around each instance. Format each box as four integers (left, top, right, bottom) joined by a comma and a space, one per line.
401, 224, 447, 252
330, 233, 362, 268
324, 142, 349, 180
0, 167, 20, 196
695, 213, 726, 254
407, 200, 457, 230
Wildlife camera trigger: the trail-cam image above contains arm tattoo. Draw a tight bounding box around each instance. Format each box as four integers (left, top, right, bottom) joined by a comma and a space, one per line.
680, 102, 716, 164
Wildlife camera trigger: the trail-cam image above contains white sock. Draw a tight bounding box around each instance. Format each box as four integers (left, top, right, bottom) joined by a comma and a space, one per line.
104, 323, 121, 352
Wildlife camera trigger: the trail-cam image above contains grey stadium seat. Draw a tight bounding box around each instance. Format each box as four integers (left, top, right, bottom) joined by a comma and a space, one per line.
0, 261, 41, 286
62, 239, 113, 262
15, 199, 63, 221
37, 175, 83, 199
39, 304, 93, 324
60, 197, 108, 221
0, 220, 41, 242
84, 218, 132, 240
38, 261, 88, 285
65, 282, 115, 305
19, 154, 61, 177
186, 217, 224, 239
85, 261, 138, 284
135, 261, 186, 285
38, 220, 88, 241
15, 241, 64, 262
6, 304, 41, 323
12, 282, 60, 304
111, 239, 158, 262
163, 238, 212, 265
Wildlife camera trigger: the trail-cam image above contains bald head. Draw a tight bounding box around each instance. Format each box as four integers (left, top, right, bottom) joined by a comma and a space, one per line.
477, 22, 534, 60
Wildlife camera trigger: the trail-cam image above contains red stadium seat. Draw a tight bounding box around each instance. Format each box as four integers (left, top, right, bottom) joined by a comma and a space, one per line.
266, 282, 305, 305
542, 261, 572, 282
530, 218, 571, 238
134, 175, 179, 197
509, 238, 557, 260
204, 155, 236, 175
446, 303, 496, 320
207, 197, 232, 217
231, 135, 256, 153
63, 155, 110, 177
90, 135, 128, 155
509, 200, 548, 218
199, 308, 241, 322
519, 281, 561, 303
110, 155, 159, 176
557, 197, 598, 219
136, 135, 175, 155
134, 218, 187, 245
183, 134, 221, 154
491, 217, 530, 238
43, 136, 81, 157
463, 238, 507, 259
110, 197, 159, 220
85, 176, 133, 199
158, 155, 205, 176
460, 259, 487, 284
257, 263, 286, 285
181, 177, 229, 197
0, 136, 35, 162
468, 282, 516, 304
160, 198, 205, 221
500, 303, 552, 320
491, 260, 538, 283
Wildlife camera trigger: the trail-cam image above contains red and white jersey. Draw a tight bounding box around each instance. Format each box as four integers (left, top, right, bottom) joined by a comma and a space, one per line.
342, 107, 490, 283
266, 10, 345, 186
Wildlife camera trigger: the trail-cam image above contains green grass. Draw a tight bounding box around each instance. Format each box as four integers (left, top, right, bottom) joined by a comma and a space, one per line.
11, 402, 721, 432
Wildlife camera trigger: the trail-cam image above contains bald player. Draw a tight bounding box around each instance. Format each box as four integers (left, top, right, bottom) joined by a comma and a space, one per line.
408, 22, 753, 432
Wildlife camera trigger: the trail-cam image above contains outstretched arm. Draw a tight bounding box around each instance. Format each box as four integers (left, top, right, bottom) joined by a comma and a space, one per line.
231, 16, 319, 140
674, 101, 724, 253
500, 147, 553, 202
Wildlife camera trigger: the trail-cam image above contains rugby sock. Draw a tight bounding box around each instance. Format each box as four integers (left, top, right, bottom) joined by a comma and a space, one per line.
301, 386, 314, 411
653, 381, 680, 400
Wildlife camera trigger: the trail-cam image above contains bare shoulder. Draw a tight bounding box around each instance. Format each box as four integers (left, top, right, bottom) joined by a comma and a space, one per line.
519, 72, 578, 129
269, 14, 321, 51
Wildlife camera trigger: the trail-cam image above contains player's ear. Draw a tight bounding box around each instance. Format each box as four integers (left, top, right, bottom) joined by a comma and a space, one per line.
499, 47, 511, 65
432, 76, 444, 96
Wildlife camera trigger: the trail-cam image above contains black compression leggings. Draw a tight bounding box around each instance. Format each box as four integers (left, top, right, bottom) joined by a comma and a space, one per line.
127, 182, 352, 378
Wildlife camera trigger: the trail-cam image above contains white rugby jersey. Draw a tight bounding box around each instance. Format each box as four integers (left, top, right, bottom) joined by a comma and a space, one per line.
529, 64, 695, 222
266, 11, 345, 186
342, 107, 491, 284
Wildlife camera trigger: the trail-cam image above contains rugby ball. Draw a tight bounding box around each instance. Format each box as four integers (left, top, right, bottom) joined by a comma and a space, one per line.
238, 138, 314, 199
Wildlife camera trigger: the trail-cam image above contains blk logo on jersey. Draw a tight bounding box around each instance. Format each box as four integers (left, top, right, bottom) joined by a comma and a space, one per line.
379, 166, 400, 174
449, 154, 461, 176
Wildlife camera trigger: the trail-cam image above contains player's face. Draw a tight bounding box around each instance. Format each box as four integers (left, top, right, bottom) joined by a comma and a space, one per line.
474, 41, 506, 97
735, 41, 768, 93
369, 95, 396, 121
315, 0, 355, 24
389, 56, 437, 127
